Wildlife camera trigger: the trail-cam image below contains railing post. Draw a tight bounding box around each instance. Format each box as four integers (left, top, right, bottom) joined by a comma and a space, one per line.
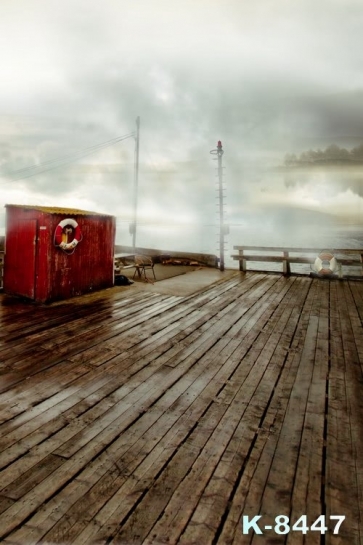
239, 248, 246, 272
283, 251, 290, 276
361, 253, 363, 276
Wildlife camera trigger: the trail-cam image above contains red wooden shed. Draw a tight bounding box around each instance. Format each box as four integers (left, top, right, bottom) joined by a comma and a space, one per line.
3, 204, 116, 303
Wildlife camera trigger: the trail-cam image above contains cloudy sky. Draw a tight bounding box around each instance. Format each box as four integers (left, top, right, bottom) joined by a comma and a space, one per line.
1, 0, 363, 251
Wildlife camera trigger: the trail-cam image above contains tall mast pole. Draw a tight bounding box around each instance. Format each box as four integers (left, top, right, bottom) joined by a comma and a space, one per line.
217, 140, 225, 271
132, 116, 140, 253
210, 140, 226, 272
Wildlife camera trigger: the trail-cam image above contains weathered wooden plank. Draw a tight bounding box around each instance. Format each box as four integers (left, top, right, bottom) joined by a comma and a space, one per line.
52, 278, 280, 460
39, 276, 282, 457
142, 279, 309, 545
0, 289, 155, 344
0, 276, 274, 524
0, 328, 236, 538
1, 454, 65, 500
285, 281, 330, 545
0, 291, 166, 368
0, 294, 183, 400
3, 276, 264, 460
4, 286, 266, 540
247, 306, 319, 545
323, 281, 362, 545
215, 278, 318, 545
19, 342, 239, 539
101, 275, 264, 354
0, 357, 91, 403
177, 279, 313, 545
2, 294, 178, 360
0, 274, 240, 363
0, 371, 118, 461
349, 280, 363, 324
0, 273, 362, 545
0, 496, 15, 517
21, 278, 292, 540
96, 278, 304, 541
345, 281, 363, 370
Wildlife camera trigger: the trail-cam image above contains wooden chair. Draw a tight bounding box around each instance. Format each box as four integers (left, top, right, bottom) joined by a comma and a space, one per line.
133, 255, 156, 281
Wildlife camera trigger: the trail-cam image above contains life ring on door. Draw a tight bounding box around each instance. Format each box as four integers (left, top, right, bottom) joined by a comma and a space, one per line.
54, 218, 82, 252
313, 252, 338, 275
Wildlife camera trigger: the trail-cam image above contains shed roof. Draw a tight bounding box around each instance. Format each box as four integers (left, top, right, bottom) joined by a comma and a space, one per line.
5, 204, 113, 217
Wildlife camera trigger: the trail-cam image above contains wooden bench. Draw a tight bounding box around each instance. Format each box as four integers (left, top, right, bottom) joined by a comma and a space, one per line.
231, 246, 363, 277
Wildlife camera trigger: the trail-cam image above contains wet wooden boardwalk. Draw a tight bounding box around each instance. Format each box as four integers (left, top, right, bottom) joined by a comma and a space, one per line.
0, 271, 362, 544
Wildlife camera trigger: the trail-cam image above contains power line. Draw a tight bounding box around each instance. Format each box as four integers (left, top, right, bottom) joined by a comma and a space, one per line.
0, 133, 135, 184
4, 134, 133, 176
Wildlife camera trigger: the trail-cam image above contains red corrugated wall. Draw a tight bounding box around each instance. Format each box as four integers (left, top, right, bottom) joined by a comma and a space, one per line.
4, 205, 116, 302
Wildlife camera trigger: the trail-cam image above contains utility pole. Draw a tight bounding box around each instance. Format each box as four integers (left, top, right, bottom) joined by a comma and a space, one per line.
210, 140, 227, 271
131, 116, 140, 254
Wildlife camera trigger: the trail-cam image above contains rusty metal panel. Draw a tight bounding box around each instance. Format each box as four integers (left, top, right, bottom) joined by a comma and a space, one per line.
3, 217, 37, 299
35, 218, 52, 302
48, 214, 116, 302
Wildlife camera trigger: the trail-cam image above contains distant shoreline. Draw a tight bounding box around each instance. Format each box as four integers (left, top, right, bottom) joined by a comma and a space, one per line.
274, 162, 363, 171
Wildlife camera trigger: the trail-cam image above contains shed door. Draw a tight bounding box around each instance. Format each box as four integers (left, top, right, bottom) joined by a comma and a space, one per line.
7, 219, 37, 299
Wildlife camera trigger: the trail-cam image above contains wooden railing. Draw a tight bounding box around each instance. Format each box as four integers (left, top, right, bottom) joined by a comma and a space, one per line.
231, 246, 363, 277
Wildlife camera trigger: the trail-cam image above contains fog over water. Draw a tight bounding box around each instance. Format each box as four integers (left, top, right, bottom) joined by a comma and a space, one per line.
123, 163, 363, 269
1, 0, 363, 262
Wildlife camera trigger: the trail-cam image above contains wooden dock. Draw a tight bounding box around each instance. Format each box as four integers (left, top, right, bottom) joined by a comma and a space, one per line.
0, 271, 362, 544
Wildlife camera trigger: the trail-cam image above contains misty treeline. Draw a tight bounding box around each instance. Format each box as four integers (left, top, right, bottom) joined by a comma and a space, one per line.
284, 143, 363, 167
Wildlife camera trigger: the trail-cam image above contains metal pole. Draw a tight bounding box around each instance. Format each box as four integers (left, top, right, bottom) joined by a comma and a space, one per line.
217, 140, 225, 271
132, 116, 140, 254
210, 140, 226, 272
